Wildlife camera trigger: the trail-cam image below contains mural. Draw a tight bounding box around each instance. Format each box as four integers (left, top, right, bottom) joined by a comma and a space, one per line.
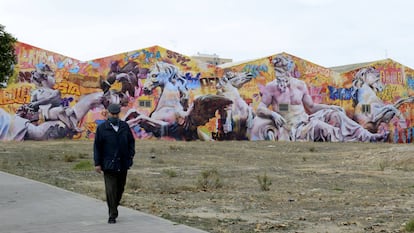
217, 54, 414, 143
124, 61, 232, 141
0, 42, 413, 143
336, 61, 414, 143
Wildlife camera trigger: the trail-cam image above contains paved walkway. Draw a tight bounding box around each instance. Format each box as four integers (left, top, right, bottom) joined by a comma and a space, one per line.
0, 171, 208, 233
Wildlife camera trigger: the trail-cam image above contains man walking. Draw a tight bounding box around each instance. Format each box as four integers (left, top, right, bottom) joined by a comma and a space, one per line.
94, 103, 135, 224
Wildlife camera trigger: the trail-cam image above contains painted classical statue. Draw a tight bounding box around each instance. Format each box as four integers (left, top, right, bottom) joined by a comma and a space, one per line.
124, 62, 232, 140
22, 65, 82, 132
215, 71, 254, 140
351, 67, 414, 133
249, 54, 388, 142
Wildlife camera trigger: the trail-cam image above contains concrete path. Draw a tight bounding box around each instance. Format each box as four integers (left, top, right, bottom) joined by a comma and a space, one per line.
0, 171, 208, 233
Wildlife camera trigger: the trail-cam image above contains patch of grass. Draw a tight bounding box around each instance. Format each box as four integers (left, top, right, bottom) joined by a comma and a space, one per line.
63, 154, 77, 162
1, 159, 9, 169
127, 176, 142, 190
197, 168, 222, 191
332, 187, 344, 192
73, 160, 93, 171
309, 147, 316, 152
2, 140, 412, 233
378, 160, 388, 171
163, 169, 178, 177
78, 153, 89, 159
161, 212, 172, 219
395, 159, 414, 171
169, 145, 182, 151
150, 157, 165, 164
257, 172, 272, 191
405, 219, 414, 232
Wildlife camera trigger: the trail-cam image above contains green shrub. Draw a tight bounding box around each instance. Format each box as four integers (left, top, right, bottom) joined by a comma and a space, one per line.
197, 168, 222, 190
163, 169, 178, 178
64, 154, 77, 162
257, 172, 272, 191
406, 219, 414, 232
378, 160, 388, 171
73, 160, 93, 171
169, 145, 181, 151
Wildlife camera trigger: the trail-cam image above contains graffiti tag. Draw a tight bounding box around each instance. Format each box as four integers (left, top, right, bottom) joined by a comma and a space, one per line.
0, 86, 31, 104
18, 71, 33, 83
242, 64, 268, 77
200, 77, 219, 88
377, 86, 398, 102
380, 69, 404, 85
407, 76, 414, 90
185, 72, 201, 89
304, 64, 331, 77
18, 50, 53, 69
166, 50, 190, 66
327, 86, 353, 100
61, 97, 74, 107
55, 81, 81, 96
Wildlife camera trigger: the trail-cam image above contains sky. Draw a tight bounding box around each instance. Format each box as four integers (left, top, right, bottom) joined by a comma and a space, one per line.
1, 0, 414, 68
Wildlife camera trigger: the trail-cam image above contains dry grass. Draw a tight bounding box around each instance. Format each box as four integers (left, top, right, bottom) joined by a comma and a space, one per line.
1, 140, 414, 233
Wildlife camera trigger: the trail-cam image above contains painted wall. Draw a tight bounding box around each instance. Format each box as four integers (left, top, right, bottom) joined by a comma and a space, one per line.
335, 60, 414, 143
0, 42, 412, 143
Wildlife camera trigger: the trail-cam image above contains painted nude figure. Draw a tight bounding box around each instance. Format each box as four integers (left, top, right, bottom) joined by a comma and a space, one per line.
1, 108, 67, 141
250, 55, 388, 142
16, 64, 130, 136
25, 65, 81, 132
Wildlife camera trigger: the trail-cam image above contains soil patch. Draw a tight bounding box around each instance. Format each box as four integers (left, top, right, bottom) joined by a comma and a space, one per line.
1, 140, 413, 232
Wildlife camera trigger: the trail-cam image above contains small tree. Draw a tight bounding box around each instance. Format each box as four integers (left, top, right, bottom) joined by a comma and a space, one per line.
0, 24, 17, 87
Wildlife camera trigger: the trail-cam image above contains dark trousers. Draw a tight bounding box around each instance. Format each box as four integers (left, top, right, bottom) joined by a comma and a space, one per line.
103, 171, 127, 218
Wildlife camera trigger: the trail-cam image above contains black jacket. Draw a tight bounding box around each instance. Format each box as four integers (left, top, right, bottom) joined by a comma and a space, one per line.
93, 119, 135, 172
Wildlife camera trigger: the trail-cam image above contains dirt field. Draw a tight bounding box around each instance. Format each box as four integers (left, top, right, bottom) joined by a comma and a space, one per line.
1, 140, 414, 233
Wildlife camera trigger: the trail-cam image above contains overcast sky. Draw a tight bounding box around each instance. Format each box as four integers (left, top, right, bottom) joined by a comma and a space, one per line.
1, 0, 413, 68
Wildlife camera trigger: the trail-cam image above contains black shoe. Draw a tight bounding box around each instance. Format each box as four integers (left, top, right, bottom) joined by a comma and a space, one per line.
108, 217, 116, 224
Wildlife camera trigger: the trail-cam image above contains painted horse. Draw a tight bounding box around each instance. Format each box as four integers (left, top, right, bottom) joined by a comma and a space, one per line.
124, 62, 232, 140
101, 60, 148, 98
215, 71, 254, 140
352, 67, 414, 133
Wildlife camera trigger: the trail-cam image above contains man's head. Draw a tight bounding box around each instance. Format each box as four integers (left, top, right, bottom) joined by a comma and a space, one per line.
31, 67, 56, 88
107, 103, 121, 118
272, 55, 295, 78
272, 55, 296, 92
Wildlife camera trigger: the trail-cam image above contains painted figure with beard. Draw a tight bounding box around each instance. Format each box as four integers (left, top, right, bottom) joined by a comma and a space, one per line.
252, 54, 388, 142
